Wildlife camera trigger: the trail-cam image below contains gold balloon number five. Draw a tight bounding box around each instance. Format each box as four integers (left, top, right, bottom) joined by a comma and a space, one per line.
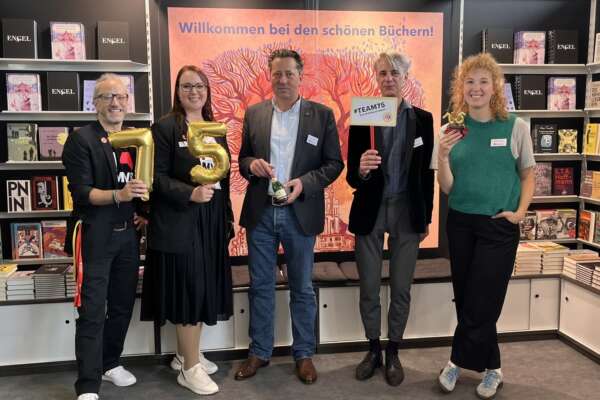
108, 128, 154, 201
187, 122, 230, 185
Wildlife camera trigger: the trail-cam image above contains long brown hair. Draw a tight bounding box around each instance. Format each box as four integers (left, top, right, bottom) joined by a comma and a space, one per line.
449, 53, 509, 120
168, 65, 215, 127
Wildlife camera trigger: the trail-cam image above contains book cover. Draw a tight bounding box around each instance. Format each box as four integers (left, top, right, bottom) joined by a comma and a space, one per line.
581, 170, 592, 198
547, 77, 576, 111
588, 81, 600, 108
556, 209, 577, 239
41, 220, 67, 258
547, 30, 578, 64
579, 210, 592, 241
11, 222, 42, 259
31, 176, 59, 210
592, 171, 600, 199
584, 123, 600, 154
596, 33, 600, 63
552, 167, 574, 195
6, 179, 31, 212
481, 28, 514, 63
82, 79, 95, 111
46, 71, 80, 111
535, 209, 560, 239
514, 31, 546, 64
514, 75, 546, 110
7, 123, 38, 161
1, 18, 37, 58
50, 21, 86, 60
558, 129, 577, 153
519, 210, 537, 240
533, 124, 557, 153
38, 127, 68, 160
504, 82, 515, 111
97, 21, 130, 60
534, 162, 552, 196
6, 73, 41, 111
594, 211, 600, 243
62, 176, 73, 211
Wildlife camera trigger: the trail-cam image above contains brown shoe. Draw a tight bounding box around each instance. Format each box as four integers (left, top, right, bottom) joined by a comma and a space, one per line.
296, 358, 317, 384
234, 355, 269, 380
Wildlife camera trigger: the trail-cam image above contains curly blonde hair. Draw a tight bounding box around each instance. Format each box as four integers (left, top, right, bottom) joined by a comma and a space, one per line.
449, 53, 509, 120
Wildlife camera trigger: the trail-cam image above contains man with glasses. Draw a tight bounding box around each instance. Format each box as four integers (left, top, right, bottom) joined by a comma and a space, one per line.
63, 73, 148, 400
236, 49, 343, 384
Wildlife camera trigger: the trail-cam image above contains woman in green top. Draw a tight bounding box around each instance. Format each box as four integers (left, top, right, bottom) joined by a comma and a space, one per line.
435, 53, 535, 399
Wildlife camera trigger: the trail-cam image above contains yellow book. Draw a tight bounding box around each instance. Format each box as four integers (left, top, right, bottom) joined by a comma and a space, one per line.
584, 123, 599, 154
62, 176, 73, 211
0, 264, 18, 277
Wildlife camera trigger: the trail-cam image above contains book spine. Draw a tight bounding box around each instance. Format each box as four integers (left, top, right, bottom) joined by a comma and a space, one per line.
548, 30, 556, 64
515, 75, 523, 110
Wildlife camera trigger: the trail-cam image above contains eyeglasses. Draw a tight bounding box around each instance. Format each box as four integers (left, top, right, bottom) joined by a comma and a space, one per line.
95, 93, 129, 102
179, 83, 207, 92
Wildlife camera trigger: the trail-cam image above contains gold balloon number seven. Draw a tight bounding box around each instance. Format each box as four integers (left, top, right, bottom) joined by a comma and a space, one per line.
187, 122, 230, 185
108, 128, 154, 201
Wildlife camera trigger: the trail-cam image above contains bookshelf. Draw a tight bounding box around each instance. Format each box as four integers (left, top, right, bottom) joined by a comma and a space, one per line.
0, 58, 150, 72
0, 211, 71, 219
499, 64, 587, 75
534, 153, 583, 161
0, 111, 153, 122
531, 195, 580, 204
0, 161, 65, 171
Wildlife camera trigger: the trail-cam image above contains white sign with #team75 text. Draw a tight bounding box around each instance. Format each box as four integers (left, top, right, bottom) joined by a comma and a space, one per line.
350, 96, 398, 127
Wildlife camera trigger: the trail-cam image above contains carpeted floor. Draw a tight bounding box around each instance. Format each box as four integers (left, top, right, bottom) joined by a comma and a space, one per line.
1, 340, 599, 400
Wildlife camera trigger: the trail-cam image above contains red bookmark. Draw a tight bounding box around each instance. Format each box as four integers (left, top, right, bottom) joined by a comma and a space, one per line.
369, 126, 375, 149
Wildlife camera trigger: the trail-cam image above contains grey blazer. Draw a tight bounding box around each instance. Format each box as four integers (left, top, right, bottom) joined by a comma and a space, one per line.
238, 99, 344, 236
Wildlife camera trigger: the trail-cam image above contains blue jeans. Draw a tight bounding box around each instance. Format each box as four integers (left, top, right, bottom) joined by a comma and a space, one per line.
247, 205, 316, 360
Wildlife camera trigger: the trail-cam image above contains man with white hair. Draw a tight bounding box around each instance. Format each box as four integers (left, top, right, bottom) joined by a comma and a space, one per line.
62, 73, 148, 400
346, 52, 435, 386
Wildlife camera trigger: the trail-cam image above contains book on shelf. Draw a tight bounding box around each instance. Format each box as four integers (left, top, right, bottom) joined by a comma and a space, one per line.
581, 170, 592, 197
82, 74, 134, 112
504, 83, 515, 111
587, 81, 600, 109
532, 124, 557, 153
514, 75, 546, 109
557, 209, 577, 238
535, 209, 576, 239
50, 21, 86, 60
11, 222, 42, 259
514, 31, 546, 64
46, 71, 80, 111
481, 28, 514, 63
31, 176, 60, 211
41, 220, 68, 258
6, 73, 41, 112
592, 172, 600, 199
578, 210, 596, 242
552, 167, 574, 195
1, 18, 37, 58
97, 21, 130, 60
595, 33, 600, 63
584, 123, 600, 154
534, 162, 552, 196
519, 210, 537, 240
62, 176, 73, 211
558, 129, 577, 153
547, 30, 578, 64
38, 127, 68, 161
7, 123, 38, 161
6, 179, 31, 212
594, 212, 600, 243
547, 77, 576, 111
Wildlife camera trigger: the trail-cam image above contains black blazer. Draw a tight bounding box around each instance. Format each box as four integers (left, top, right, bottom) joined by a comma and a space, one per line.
62, 121, 135, 259
147, 114, 234, 254
238, 99, 344, 236
346, 105, 435, 235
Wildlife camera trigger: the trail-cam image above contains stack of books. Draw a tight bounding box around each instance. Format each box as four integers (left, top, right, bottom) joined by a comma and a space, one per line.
136, 266, 144, 295
0, 264, 18, 301
563, 252, 600, 279
514, 243, 543, 275
575, 262, 598, 286
65, 265, 76, 298
33, 264, 69, 299
6, 271, 35, 301
593, 268, 600, 290
535, 242, 570, 274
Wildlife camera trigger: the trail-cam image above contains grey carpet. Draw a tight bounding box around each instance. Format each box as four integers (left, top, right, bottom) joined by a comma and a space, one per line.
1, 340, 599, 400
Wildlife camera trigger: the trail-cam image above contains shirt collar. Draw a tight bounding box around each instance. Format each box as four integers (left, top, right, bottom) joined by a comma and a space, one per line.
272, 97, 302, 114
399, 98, 412, 111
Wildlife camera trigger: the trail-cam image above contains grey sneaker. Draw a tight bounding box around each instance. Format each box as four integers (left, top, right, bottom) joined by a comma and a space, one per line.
438, 362, 460, 393
476, 369, 503, 399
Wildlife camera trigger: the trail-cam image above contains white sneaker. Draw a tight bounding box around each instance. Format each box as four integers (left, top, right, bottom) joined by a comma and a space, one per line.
101, 366, 137, 387
177, 362, 219, 395
438, 362, 460, 393
77, 394, 99, 400
171, 352, 218, 375
476, 369, 503, 399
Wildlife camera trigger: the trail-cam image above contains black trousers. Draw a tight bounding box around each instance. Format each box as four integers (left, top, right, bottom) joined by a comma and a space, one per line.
75, 226, 139, 395
446, 208, 519, 372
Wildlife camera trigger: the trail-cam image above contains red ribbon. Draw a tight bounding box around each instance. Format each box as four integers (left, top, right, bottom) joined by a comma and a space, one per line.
73, 221, 83, 307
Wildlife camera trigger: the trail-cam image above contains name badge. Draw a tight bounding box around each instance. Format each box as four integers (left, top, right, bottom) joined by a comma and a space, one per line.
178, 141, 188, 147
307, 134, 318, 146
413, 137, 424, 148
490, 138, 507, 147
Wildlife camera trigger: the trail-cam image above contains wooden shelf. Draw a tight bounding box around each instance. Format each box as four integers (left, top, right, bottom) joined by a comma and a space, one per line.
585, 154, 600, 162
0, 211, 71, 219
0, 257, 72, 266
534, 153, 582, 161
499, 64, 586, 75
531, 195, 579, 204
512, 110, 585, 118
580, 197, 600, 206
586, 108, 600, 118
578, 239, 600, 249
520, 238, 578, 244
587, 62, 600, 74
0, 111, 152, 121
0, 161, 64, 171
0, 58, 149, 72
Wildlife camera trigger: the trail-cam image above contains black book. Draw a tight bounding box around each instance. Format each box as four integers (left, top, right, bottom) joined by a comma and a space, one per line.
97, 21, 130, 60
1, 18, 37, 58
533, 124, 558, 153
547, 30, 578, 64
481, 28, 513, 63
46, 72, 80, 111
514, 75, 546, 110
